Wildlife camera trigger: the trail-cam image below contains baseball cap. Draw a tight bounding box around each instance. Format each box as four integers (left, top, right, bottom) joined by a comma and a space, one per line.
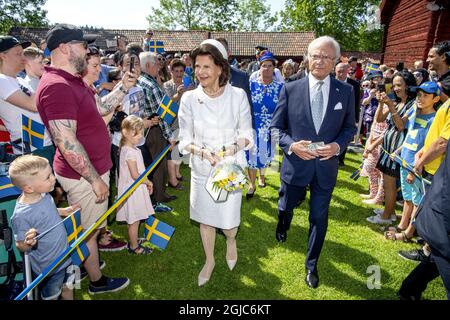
367, 71, 383, 80
255, 45, 268, 52
0, 36, 31, 53
45, 24, 97, 52
259, 51, 275, 63
417, 81, 441, 96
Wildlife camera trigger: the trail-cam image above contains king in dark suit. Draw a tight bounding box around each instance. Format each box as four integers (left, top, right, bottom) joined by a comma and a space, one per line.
270, 37, 356, 289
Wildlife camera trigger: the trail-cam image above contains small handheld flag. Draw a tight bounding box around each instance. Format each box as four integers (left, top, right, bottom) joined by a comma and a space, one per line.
143, 216, 175, 250
63, 210, 89, 266
0, 176, 21, 199
365, 63, 380, 74
157, 95, 179, 126
380, 147, 431, 185
149, 41, 164, 53
22, 115, 45, 150
350, 162, 364, 181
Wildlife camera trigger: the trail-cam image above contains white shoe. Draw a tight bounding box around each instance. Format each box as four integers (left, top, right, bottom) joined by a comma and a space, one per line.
227, 259, 237, 271
367, 215, 392, 225
373, 208, 397, 221
373, 208, 384, 215
198, 262, 215, 287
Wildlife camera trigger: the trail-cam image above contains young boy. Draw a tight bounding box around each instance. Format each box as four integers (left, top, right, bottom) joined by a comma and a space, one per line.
386, 81, 440, 241
9, 155, 79, 300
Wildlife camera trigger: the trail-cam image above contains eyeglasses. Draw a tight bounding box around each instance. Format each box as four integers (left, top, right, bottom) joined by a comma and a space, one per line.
362, 84, 369, 88
158, 57, 166, 62
413, 72, 422, 77
68, 40, 88, 49
309, 54, 334, 61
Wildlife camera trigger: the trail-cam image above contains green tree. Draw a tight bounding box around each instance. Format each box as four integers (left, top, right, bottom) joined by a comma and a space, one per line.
146, 0, 205, 30
146, 0, 278, 32
280, 0, 383, 51
202, 0, 239, 31
235, 0, 279, 31
0, 0, 48, 34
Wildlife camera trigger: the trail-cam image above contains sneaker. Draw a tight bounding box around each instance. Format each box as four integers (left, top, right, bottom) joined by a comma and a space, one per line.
88, 277, 130, 295
367, 215, 392, 225
373, 208, 397, 221
153, 202, 173, 213
80, 260, 106, 281
398, 249, 431, 263
98, 238, 128, 252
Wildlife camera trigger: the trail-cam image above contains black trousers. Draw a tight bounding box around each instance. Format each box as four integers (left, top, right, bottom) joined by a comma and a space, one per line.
399, 251, 450, 300
277, 178, 334, 272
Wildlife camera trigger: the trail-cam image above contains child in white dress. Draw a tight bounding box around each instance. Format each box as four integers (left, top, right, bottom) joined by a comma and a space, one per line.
116, 115, 154, 255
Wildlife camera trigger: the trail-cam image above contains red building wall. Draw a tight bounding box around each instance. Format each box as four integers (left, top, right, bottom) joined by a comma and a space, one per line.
381, 0, 450, 69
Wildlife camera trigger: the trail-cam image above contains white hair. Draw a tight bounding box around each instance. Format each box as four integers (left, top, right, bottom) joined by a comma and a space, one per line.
139, 51, 157, 71
308, 36, 341, 62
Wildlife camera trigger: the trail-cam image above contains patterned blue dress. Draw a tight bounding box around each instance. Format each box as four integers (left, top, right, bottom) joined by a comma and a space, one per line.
246, 79, 283, 169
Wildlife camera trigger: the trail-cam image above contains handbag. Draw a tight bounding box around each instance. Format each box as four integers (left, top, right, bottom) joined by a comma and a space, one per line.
205, 173, 229, 203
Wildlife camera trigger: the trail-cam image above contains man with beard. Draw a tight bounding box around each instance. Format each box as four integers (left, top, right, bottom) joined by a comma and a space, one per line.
36, 24, 135, 295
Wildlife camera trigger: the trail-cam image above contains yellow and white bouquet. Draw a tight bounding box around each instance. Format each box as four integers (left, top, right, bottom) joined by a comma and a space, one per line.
210, 159, 248, 192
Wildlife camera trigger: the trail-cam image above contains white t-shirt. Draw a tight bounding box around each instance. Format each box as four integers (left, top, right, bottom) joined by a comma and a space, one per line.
0, 74, 52, 154
112, 86, 147, 147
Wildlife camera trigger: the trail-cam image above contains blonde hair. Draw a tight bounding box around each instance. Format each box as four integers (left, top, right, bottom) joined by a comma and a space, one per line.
120, 115, 144, 147
8, 155, 49, 188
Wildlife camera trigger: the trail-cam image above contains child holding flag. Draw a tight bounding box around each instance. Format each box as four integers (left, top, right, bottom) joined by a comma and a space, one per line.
385, 82, 440, 241
117, 115, 154, 255
9, 155, 79, 300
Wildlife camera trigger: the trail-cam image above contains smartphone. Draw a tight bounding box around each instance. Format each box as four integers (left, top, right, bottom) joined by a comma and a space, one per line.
183, 74, 192, 89
377, 83, 386, 93
130, 56, 135, 73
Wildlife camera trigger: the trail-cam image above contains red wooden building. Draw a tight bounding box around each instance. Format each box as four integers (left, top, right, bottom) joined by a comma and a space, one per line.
380, 0, 450, 69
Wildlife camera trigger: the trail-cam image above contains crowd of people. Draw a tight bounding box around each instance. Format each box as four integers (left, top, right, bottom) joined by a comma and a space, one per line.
0, 24, 449, 300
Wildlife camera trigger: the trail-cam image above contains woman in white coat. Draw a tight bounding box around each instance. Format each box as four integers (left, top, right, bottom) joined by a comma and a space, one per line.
178, 40, 253, 286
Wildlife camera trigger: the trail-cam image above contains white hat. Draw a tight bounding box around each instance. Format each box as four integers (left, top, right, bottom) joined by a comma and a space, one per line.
200, 39, 228, 60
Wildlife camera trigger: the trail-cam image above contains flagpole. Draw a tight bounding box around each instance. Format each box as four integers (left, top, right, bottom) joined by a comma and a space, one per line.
24, 252, 33, 300
14, 145, 171, 300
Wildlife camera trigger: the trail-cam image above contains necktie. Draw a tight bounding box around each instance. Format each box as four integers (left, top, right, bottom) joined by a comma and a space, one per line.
311, 81, 324, 134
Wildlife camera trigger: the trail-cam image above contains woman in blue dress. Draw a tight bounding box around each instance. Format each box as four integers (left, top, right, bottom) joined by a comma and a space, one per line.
246, 51, 283, 199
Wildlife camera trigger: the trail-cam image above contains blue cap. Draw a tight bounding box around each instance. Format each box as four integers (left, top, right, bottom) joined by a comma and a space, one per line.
259, 51, 275, 63
367, 71, 383, 80
417, 81, 441, 96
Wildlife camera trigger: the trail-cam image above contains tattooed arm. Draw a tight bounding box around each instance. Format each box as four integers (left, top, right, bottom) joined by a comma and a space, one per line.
48, 119, 109, 203
95, 84, 126, 116
96, 71, 138, 117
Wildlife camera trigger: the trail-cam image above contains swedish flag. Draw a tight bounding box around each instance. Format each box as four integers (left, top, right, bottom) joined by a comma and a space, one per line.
157, 95, 179, 126
22, 115, 45, 150
350, 162, 364, 181
143, 216, 175, 250
149, 41, 164, 53
63, 211, 89, 266
0, 176, 21, 199
365, 63, 380, 74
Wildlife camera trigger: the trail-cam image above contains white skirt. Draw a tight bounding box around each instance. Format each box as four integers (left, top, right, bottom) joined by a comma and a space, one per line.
190, 171, 242, 230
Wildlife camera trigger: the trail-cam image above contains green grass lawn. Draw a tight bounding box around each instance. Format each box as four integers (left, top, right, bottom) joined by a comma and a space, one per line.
76, 152, 447, 300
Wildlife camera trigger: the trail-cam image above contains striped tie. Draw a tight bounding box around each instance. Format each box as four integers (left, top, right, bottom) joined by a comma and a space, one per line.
311, 81, 324, 134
